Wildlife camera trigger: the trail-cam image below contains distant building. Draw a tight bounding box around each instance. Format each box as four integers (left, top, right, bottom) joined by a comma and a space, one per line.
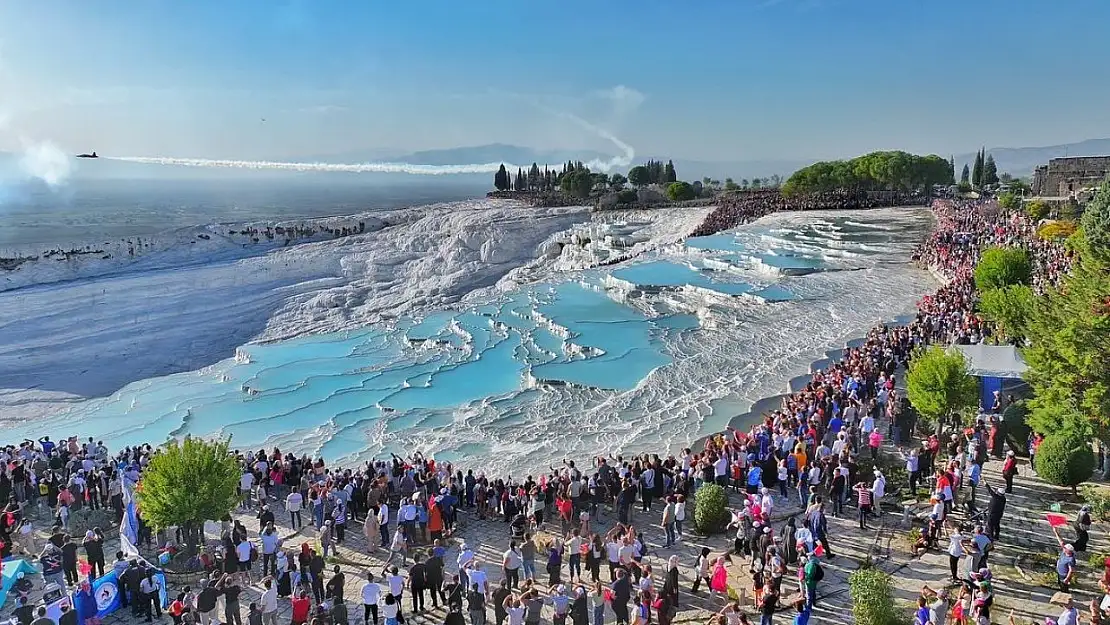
1032, 156, 1110, 197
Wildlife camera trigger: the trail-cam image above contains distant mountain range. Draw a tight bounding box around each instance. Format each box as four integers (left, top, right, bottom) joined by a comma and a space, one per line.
954, 138, 1110, 178
4, 137, 1109, 184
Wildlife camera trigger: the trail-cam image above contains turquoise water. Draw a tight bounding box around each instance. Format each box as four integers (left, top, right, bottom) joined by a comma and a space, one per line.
10, 208, 930, 470
611, 261, 754, 295
13, 282, 693, 458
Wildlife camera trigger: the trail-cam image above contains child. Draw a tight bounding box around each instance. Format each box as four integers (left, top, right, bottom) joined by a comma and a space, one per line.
248, 602, 263, 625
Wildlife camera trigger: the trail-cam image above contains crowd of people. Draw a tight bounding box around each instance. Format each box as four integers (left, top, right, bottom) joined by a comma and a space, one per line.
0, 197, 1091, 625
690, 190, 923, 237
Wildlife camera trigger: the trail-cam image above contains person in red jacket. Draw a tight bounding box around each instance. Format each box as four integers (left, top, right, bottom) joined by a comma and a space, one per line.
1001, 451, 1018, 493
291, 590, 311, 625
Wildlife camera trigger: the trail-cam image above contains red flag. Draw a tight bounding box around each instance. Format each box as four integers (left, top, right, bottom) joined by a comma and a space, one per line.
1046, 513, 1068, 528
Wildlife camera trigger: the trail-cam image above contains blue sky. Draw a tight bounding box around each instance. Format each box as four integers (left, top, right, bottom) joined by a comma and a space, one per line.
1, 0, 1107, 163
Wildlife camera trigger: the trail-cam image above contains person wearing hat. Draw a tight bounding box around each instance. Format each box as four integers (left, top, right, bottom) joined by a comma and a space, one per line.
1053, 526, 1078, 592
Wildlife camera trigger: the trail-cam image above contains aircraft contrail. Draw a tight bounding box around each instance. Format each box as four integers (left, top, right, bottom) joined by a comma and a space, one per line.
106, 114, 636, 175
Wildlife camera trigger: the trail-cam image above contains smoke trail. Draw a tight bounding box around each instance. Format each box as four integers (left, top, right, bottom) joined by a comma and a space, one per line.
107, 113, 636, 175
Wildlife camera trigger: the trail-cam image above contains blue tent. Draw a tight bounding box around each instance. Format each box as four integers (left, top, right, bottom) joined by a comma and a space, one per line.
0, 558, 38, 609
949, 344, 1029, 410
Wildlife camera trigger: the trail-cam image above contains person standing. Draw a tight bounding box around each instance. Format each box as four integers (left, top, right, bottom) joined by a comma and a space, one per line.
286, 490, 304, 530
361, 572, 381, 625
79, 529, 105, 579
260, 578, 279, 625
502, 542, 522, 590
408, 556, 427, 613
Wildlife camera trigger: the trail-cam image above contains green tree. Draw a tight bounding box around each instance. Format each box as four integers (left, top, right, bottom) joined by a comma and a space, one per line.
664, 160, 677, 183
847, 567, 898, 625
692, 483, 730, 534
1026, 199, 1050, 221
1023, 195, 1110, 440
978, 285, 1035, 343
616, 189, 638, 204
984, 154, 999, 186
136, 437, 240, 555
998, 192, 1020, 210
609, 173, 627, 190
724, 178, 740, 191
627, 166, 650, 188
560, 168, 593, 200
906, 346, 978, 432
494, 164, 509, 191
974, 247, 1032, 291
960, 164, 970, 185
972, 149, 984, 188
1035, 432, 1096, 495
665, 181, 696, 201
1081, 180, 1110, 260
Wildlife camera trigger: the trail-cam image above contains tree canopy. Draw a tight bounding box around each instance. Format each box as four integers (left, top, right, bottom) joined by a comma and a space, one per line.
1023, 182, 1110, 440
136, 437, 240, 552
665, 181, 696, 202
978, 284, 1035, 344
781, 151, 951, 195
559, 167, 594, 200
1034, 431, 1095, 494
906, 346, 978, 430
974, 247, 1032, 291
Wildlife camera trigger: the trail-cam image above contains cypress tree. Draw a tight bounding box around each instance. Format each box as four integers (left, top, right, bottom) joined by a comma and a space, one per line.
984, 154, 999, 186
665, 160, 677, 183
960, 164, 970, 185
972, 149, 984, 188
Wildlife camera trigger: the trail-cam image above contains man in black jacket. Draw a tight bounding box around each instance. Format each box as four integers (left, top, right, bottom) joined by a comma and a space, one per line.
61, 535, 79, 587
120, 560, 141, 614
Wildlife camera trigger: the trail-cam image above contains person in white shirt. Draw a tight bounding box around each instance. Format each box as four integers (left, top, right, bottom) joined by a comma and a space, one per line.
468, 562, 489, 595
503, 543, 523, 589
236, 538, 254, 583
239, 471, 255, 509
286, 491, 304, 530
361, 572, 382, 625
674, 496, 686, 536
871, 471, 887, 517
377, 503, 391, 548
260, 579, 279, 625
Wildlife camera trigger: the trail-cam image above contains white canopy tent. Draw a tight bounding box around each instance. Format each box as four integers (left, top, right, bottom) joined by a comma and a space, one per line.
949, 344, 1028, 379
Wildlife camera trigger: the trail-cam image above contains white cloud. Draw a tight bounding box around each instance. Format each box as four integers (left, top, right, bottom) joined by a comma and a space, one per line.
595, 85, 645, 117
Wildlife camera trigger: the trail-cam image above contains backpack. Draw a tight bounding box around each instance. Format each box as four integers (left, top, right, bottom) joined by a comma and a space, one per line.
811, 561, 824, 582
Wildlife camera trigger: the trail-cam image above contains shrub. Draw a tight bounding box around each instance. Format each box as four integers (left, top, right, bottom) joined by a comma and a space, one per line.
665, 181, 696, 202
1080, 484, 1110, 521
1036, 432, 1096, 495
692, 483, 730, 534
616, 189, 638, 205
974, 246, 1032, 291
1026, 199, 1050, 221
848, 567, 899, 625
1037, 220, 1078, 240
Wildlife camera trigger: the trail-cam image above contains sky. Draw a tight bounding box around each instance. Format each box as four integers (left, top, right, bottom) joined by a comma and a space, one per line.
1, 0, 1108, 164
